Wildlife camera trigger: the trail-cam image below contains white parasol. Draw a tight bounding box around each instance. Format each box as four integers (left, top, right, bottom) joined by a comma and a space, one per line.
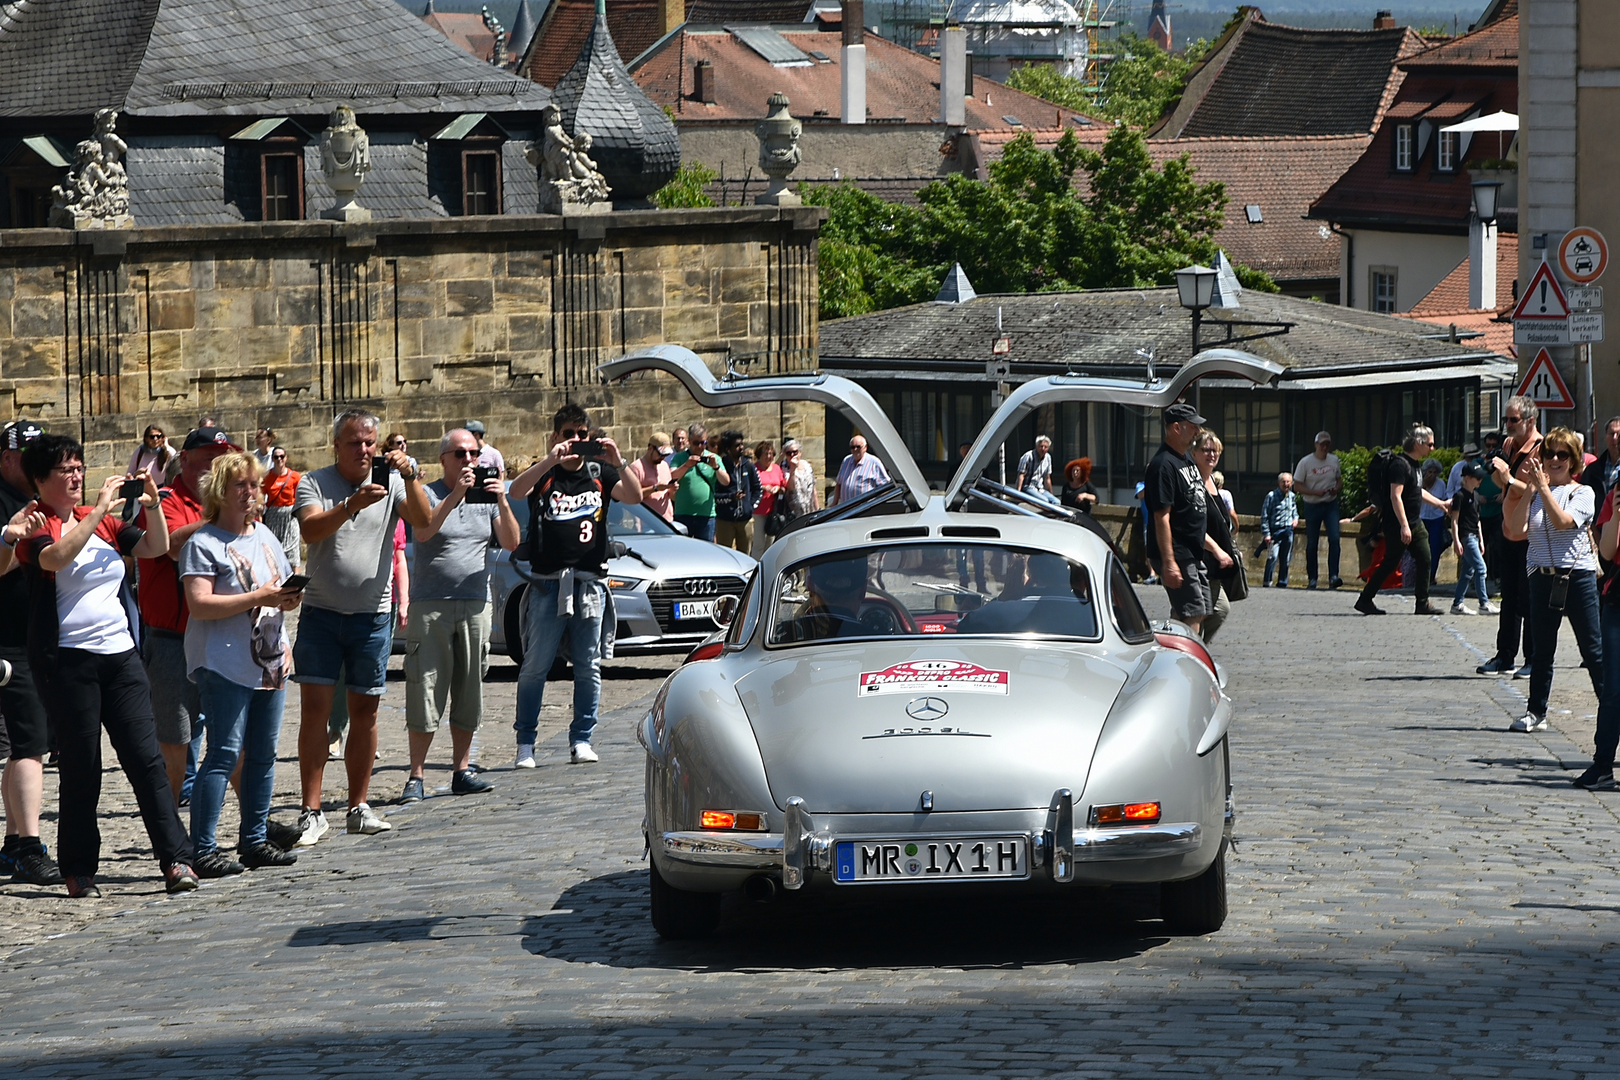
1439, 110, 1518, 133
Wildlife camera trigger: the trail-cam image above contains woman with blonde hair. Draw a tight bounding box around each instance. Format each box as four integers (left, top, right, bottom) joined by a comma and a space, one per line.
1502, 426, 1603, 734
181, 452, 304, 874
1193, 429, 1239, 642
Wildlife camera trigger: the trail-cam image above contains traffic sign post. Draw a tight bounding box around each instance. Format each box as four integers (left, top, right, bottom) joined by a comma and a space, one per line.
1516, 348, 1576, 411
1558, 227, 1608, 284
1568, 285, 1603, 310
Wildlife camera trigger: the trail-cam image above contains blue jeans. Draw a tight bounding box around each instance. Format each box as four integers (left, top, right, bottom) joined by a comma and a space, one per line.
1300, 500, 1340, 584
1263, 532, 1292, 586
1597, 604, 1620, 768
191, 669, 286, 852
1424, 517, 1450, 582
1452, 533, 1488, 607
514, 578, 604, 748
291, 606, 392, 694
1023, 486, 1060, 505
1526, 570, 1602, 718
674, 514, 716, 542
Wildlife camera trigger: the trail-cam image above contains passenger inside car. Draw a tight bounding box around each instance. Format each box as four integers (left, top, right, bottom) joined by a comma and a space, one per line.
954, 554, 1096, 637
777, 557, 871, 642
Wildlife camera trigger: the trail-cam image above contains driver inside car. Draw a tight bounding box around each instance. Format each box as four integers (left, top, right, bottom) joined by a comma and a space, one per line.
955, 554, 1094, 636
781, 557, 871, 642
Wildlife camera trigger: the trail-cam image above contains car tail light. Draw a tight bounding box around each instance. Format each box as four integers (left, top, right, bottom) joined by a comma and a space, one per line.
1155, 631, 1218, 678
1089, 801, 1161, 827
684, 641, 725, 664
700, 810, 766, 831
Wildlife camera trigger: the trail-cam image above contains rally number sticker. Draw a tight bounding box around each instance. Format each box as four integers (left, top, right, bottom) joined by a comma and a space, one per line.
858, 659, 1009, 696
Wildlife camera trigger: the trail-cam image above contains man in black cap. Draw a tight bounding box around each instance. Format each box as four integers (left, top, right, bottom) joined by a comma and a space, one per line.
0, 419, 62, 885
1144, 402, 1211, 635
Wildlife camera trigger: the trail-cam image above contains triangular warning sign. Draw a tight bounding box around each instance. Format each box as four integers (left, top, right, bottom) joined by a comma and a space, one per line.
1512, 259, 1572, 320
1515, 348, 1575, 410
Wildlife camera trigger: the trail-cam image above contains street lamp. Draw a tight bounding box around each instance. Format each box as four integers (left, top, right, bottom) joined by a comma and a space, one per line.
1176, 264, 1217, 354
1471, 179, 1502, 224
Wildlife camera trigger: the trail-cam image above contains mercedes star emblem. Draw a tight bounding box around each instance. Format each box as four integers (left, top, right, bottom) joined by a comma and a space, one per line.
905, 697, 949, 722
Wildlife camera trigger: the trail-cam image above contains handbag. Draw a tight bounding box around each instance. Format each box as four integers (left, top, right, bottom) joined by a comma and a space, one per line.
1225, 547, 1250, 601
765, 502, 792, 536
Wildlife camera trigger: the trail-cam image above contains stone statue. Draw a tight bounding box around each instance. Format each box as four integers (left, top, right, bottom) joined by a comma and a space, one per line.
48, 108, 133, 229
319, 105, 372, 223
526, 103, 611, 214
755, 92, 803, 206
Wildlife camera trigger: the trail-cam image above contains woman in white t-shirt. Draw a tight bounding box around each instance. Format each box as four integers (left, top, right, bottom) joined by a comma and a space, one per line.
1503, 427, 1603, 734
182, 452, 304, 876
10, 434, 195, 898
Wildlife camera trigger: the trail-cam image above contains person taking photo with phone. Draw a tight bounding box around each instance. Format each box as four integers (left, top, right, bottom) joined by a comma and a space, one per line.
508, 405, 642, 768
290, 409, 431, 846
12, 433, 196, 898
398, 429, 521, 803
180, 452, 304, 874
669, 422, 728, 542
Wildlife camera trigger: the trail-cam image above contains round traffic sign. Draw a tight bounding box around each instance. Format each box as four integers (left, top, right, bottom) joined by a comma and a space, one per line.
1559, 227, 1608, 284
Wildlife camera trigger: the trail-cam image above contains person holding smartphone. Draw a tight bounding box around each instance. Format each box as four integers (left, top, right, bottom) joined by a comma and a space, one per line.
181, 452, 304, 873
13, 433, 196, 898
397, 429, 521, 802
670, 422, 727, 542
290, 408, 431, 845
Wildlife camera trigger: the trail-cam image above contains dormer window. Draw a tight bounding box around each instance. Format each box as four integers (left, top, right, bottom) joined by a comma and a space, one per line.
1394, 124, 1414, 171
1436, 130, 1458, 173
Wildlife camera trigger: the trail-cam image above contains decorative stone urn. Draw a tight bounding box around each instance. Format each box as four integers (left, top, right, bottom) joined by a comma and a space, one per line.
48, 107, 133, 229
755, 92, 803, 206
526, 103, 612, 214
320, 106, 372, 222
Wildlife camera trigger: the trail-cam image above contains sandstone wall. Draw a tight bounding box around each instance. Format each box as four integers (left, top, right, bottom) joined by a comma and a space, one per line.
0, 207, 825, 477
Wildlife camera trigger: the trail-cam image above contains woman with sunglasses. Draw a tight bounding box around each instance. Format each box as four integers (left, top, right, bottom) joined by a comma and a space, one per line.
1502, 427, 1602, 734
128, 425, 176, 486
261, 446, 302, 573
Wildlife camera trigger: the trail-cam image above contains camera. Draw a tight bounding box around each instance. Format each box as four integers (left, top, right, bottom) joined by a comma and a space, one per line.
466, 465, 499, 504
120, 476, 144, 522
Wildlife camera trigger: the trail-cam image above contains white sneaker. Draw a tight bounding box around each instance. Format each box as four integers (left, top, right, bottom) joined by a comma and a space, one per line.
1450, 603, 1476, 616
345, 802, 392, 835
1509, 713, 1549, 733
1479, 601, 1499, 614
514, 743, 536, 769
570, 742, 599, 764
295, 808, 329, 848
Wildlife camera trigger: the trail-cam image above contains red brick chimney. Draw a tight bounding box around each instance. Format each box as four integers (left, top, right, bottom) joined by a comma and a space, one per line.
1373, 10, 1396, 30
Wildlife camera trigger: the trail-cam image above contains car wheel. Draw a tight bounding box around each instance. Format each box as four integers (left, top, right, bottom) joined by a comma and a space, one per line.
1159, 839, 1227, 935
649, 860, 721, 939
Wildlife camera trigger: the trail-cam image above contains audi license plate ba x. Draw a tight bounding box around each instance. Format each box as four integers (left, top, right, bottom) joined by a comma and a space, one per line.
834, 836, 1029, 884
673, 599, 716, 621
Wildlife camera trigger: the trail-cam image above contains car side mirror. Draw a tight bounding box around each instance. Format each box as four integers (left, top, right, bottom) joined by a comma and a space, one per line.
671, 520, 690, 536
713, 593, 739, 628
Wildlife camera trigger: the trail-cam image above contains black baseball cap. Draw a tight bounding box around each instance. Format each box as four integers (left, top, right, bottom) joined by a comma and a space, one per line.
2, 420, 43, 451
182, 427, 241, 452
1163, 402, 1207, 427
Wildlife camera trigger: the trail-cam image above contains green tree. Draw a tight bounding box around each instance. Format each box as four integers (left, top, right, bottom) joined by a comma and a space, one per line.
651, 161, 718, 209
1003, 64, 1093, 113
1093, 33, 1210, 127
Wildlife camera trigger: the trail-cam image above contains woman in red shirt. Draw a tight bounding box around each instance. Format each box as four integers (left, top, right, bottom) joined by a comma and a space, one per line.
260, 446, 301, 572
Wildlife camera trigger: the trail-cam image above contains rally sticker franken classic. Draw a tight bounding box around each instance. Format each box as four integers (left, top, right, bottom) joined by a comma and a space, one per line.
858, 659, 1010, 696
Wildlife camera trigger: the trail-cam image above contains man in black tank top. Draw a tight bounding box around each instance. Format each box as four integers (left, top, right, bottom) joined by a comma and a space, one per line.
1479, 397, 1540, 676
508, 405, 643, 766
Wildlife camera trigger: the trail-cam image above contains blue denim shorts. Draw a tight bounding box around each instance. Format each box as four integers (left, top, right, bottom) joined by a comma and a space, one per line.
291, 606, 393, 695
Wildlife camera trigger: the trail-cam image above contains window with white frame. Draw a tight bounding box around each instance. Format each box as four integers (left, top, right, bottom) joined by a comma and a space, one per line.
1371, 268, 1398, 314
1436, 130, 1458, 172
1394, 124, 1414, 171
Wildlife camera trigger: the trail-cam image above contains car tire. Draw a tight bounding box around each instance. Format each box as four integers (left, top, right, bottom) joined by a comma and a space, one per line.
1159, 839, 1227, 935
649, 860, 722, 939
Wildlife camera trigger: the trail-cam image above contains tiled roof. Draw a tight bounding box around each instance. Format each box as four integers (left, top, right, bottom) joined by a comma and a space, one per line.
817, 287, 1501, 375
970, 131, 1368, 285
1400, 13, 1517, 70
0, 0, 546, 119
1153, 13, 1426, 138
687, 0, 814, 22
632, 27, 1096, 131
304, 133, 447, 219
1407, 232, 1519, 317
127, 135, 240, 225
422, 10, 500, 63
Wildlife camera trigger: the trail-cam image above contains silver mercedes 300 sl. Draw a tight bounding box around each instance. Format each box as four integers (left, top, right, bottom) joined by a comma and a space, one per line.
604, 345, 1281, 940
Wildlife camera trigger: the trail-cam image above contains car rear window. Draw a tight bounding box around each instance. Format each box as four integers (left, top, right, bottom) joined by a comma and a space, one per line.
767, 543, 1099, 646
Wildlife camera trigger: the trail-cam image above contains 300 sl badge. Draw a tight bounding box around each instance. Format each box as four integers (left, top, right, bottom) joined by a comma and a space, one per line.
858, 659, 1009, 696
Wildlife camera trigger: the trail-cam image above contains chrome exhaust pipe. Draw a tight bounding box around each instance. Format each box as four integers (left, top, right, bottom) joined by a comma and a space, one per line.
743, 874, 779, 904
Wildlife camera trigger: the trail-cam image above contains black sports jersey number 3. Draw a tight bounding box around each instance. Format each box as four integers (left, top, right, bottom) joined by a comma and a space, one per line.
526, 461, 621, 575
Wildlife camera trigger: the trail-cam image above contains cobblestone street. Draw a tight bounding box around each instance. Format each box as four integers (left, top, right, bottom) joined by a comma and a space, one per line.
3, 585, 1619, 1077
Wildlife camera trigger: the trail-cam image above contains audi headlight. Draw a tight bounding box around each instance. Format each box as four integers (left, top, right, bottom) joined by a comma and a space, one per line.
606, 576, 643, 591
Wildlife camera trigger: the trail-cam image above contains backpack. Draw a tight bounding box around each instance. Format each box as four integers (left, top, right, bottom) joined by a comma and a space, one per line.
1366, 449, 1397, 516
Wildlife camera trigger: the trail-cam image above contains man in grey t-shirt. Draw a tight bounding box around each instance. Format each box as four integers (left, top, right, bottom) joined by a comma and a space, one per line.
290, 408, 431, 846
399, 429, 521, 804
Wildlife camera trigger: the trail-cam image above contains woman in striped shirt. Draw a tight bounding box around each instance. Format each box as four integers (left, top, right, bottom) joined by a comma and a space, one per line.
1503, 426, 1603, 734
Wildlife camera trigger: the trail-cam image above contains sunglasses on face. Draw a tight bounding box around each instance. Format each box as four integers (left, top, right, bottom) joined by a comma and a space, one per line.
1504, 415, 1523, 424
1543, 450, 1573, 462
559, 429, 587, 440
447, 448, 478, 458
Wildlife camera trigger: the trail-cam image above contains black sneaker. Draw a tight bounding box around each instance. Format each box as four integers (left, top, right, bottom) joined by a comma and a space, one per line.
400, 776, 426, 804
452, 768, 493, 795
264, 819, 303, 851
238, 840, 298, 869
1354, 597, 1386, 615
11, 843, 63, 886
1477, 657, 1513, 675
1328, 576, 1345, 590
193, 850, 245, 879
1573, 766, 1617, 791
